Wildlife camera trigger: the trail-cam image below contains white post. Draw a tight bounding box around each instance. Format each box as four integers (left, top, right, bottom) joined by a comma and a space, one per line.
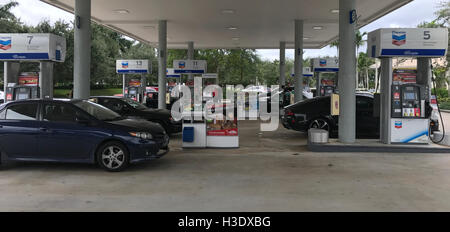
39, 61, 54, 99
279, 41, 286, 88
158, 20, 167, 109
294, 20, 304, 103
338, 0, 357, 143
73, 0, 91, 99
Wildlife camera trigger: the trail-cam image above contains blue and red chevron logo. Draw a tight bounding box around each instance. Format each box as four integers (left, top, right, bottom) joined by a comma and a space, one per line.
392, 31, 406, 46
0, 37, 12, 50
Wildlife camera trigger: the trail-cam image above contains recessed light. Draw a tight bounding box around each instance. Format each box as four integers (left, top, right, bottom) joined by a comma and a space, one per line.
143, 25, 155, 29
113, 9, 130, 14
304, 37, 310, 40
232, 37, 240, 41
313, 26, 323, 30
227, 26, 238, 30
330, 9, 339, 14
221, 9, 235, 14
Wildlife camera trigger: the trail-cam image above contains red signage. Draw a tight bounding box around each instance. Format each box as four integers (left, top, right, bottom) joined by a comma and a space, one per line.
207, 128, 238, 136
18, 73, 39, 86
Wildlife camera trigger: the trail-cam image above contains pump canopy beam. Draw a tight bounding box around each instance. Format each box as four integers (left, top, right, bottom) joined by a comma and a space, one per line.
158, 20, 167, 109
338, 0, 357, 143
73, 0, 91, 99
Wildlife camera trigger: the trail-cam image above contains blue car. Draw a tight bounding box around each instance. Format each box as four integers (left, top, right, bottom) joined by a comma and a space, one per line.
0, 99, 169, 172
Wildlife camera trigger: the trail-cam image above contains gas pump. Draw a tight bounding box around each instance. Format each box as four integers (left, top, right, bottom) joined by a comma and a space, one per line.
0, 33, 66, 102
116, 59, 150, 103
311, 58, 339, 97
125, 79, 142, 102
368, 28, 448, 144
6, 72, 40, 101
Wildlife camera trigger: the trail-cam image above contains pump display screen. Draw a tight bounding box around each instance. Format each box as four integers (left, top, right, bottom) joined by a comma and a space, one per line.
16, 93, 29, 100
404, 92, 416, 100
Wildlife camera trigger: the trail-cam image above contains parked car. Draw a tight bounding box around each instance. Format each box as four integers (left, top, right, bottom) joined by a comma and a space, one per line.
0, 99, 169, 172
282, 93, 439, 139
0, 91, 4, 104
90, 96, 182, 135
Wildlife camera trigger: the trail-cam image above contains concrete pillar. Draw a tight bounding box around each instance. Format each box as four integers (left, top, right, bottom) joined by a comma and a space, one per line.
187, 41, 194, 82
380, 58, 392, 144
338, 0, 357, 143
316, 72, 321, 97
158, 20, 167, 109
73, 0, 91, 99
294, 20, 304, 102
3, 62, 20, 101
279, 41, 286, 88
122, 74, 126, 97
39, 61, 54, 99
141, 74, 147, 103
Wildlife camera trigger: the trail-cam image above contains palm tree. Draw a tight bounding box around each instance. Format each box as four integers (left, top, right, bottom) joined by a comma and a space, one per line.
355, 30, 367, 88
330, 40, 339, 55
330, 30, 368, 88
0, 1, 18, 20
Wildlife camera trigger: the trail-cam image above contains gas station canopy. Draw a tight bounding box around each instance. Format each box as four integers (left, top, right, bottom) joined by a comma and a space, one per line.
41, 0, 412, 49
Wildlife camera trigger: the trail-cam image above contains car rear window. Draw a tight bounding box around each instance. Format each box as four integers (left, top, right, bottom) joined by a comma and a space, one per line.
5, 103, 38, 121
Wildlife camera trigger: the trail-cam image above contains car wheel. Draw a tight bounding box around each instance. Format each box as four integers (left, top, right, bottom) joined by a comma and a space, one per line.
97, 142, 129, 172
309, 118, 331, 132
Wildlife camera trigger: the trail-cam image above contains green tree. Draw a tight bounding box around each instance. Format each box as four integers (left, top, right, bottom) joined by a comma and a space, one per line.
357, 52, 375, 89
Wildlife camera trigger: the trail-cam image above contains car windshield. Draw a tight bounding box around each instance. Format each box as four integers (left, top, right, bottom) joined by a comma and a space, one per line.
74, 100, 122, 121
122, 98, 148, 110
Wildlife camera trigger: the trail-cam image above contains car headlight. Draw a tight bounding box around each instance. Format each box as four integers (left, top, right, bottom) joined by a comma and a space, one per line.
129, 132, 153, 140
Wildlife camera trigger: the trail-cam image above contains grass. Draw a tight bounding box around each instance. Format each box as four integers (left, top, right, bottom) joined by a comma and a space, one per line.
54, 88, 123, 98
440, 101, 450, 111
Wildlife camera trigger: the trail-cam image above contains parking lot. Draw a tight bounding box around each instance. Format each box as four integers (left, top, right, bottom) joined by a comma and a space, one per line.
1, 119, 450, 212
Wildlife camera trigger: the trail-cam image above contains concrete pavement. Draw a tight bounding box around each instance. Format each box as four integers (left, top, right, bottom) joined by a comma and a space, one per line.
1, 120, 450, 212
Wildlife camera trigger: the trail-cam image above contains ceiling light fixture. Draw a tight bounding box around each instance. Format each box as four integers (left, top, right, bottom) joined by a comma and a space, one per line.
227, 26, 238, 30
313, 26, 323, 30
330, 9, 339, 14
232, 37, 240, 41
221, 9, 235, 14
113, 9, 130, 14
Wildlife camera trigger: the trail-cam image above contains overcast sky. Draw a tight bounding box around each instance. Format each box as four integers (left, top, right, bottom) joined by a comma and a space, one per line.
1, 0, 445, 61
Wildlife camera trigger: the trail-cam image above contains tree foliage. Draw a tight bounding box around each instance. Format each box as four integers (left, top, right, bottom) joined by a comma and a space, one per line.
0, 1, 302, 89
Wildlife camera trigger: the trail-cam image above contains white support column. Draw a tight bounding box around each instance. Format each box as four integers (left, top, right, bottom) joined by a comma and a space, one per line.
380, 58, 392, 144
316, 72, 321, 97
338, 0, 357, 143
122, 74, 126, 97
279, 41, 286, 88
73, 0, 91, 99
39, 61, 54, 99
294, 20, 304, 103
158, 20, 167, 109
141, 74, 147, 103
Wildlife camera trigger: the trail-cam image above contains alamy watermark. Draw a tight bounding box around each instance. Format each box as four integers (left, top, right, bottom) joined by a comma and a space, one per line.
171, 77, 280, 132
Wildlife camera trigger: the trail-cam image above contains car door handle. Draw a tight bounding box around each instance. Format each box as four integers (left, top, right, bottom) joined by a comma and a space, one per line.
39, 128, 51, 132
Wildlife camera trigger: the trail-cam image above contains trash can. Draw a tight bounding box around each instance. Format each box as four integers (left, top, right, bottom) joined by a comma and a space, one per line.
308, 129, 329, 144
